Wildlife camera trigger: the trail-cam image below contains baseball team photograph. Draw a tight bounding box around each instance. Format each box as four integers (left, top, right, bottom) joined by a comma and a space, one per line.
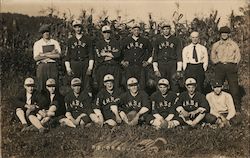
1, 0, 249, 157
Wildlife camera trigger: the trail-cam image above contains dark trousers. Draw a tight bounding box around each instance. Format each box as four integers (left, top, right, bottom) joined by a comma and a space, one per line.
214, 63, 240, 111
122, 64, 146, 90
36, 63, 58, 91
70, 60, 90, 90
95, 63, 121, 90
158, 60, 179, 93
185, 63, 205, 93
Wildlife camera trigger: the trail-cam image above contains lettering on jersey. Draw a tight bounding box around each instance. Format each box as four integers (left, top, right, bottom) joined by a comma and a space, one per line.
126, 100, 142, 108
97, 45, 119, 57
182, 100, 199, 108
158, 101, 172, 108
102, 96, 120, 106
127, 42, 143, 49
159, 41, 175, 49
70, 99, 84, 108
71, 40, 86, 49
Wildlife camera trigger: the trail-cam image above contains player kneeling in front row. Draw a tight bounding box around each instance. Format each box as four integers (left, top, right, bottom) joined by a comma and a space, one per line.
149, 78, 180, 129
175, 78, 213, 127
119, 77, 151, 126
92, 74, 122, 127
12, 77, 49, 133
206, 80, 241, 128
60, 78, 95, 128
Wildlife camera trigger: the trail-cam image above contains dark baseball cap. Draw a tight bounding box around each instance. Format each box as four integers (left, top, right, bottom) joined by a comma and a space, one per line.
219, 26, 231, 33
212, 80, 223, 87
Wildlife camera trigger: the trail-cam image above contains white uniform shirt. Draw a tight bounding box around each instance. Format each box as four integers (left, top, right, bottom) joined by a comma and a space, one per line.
182, 43, 208, 71
206, 91, 236, 120
33, 38, 61, 64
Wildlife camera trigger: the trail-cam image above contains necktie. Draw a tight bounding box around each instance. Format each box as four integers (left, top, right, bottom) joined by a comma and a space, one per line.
193, 45, 198, 62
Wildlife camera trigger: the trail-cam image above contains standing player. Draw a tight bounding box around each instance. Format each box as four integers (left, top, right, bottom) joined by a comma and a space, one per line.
12, 77, 49, 133
119, 77, 151, 126
153, 23, 182, 93
60, 78, 94, 128
120, 24, 153, 90
95, 25, 121, 90
33, 24, 61, 91
182, 31, 208, 93
175, 78, 211, 127
211, 26, 241, 112
149, 78, 180, 129
65, 19, 94, 88
206, 80, 240, 127
93, 74, 122, 127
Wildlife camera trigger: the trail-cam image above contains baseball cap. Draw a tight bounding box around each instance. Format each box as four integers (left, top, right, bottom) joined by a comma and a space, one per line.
72, 19, 83, 27
127, 77, 138, 86
103, 74, 114, 82
102, 25, 111, 33
158, 78, 169, 86
46, 78, 56, 87
219, 26, 231, 33
212, 80, 223, 88
185, 78, 196, 85
24, 77, 35, 86
71, 78, 81, 86
132, 23, 140, 29
39, 24, 50, 33
161, 22, 171, 28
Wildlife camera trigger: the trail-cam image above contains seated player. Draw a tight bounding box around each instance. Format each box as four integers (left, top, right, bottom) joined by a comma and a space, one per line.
119, 77, 151, 126
12, 77, 49, 133
149, 78, 180, 129
175, 78, 211, 127
92, 74, 122, 127
206, 80, 240, 127
60, 78, 94, 128
39, 78, 66, 127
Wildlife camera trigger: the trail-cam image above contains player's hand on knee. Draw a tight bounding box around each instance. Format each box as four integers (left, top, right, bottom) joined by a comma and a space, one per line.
142, 61, 149, 67
180, 110, 189, 118
115, 115, 122, 124
66, 69, 74, 76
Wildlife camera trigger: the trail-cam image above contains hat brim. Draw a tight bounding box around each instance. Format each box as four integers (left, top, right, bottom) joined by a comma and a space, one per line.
128, 83, 138, 86
186, 83, 196, 86
102, 30, 112, 33
104, 79, 114, 82
132, 26, 140, 29
25, 84, 35, 87
73, 24, 83, 27
158, 83, 169, 86
72, 83, 81, 86
46, 84, 56, 87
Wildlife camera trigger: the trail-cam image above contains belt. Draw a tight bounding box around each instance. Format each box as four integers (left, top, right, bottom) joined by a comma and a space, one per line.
219, 62, 236, 64
37, 61, 56, 65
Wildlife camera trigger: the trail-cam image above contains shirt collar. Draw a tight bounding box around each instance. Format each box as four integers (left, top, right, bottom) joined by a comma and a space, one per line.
132, 35, 139, 41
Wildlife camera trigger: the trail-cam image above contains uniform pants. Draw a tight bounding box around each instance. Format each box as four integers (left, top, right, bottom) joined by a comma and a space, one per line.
214, 63, 240, 111
158, 60, 179, 92
36, 63, 58, 91
185, 63, 205, 93
70, 60, 90, 90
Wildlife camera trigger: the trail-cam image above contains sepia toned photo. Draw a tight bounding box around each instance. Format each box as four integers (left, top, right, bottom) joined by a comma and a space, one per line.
1, 0, 249, 157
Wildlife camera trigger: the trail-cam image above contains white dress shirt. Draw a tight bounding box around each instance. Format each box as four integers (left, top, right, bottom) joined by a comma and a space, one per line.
182, 43, 208, 71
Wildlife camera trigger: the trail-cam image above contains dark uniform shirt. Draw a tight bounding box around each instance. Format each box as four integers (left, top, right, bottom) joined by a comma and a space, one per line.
121, 36, 153, 64
95, 38, 121, 65
65, 35, 94, 62
95, 88, 123, 112
64, 90, 92, 118
153, 35, 182, 62
175, 91, 210, 113
42, 90, 66, 117
150, 91, 177, 115
119, 90, 151, 113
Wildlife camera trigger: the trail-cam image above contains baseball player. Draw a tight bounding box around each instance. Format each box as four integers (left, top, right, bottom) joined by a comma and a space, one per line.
206, 80, 240, 127
65, 19, 94, 89
33, 24, 61, 91
149, 78, 180, 129
60, 78, 94, 128
12, 77, 49, 133
182, 31, 208, 93
119, 77, 151, 126
95, 25, 121, 90
40, 78, 66, 127
211, 26, 241, 112
120, 23, 153, 90
153, 23, 182, 93
93, 74, 123, 127
175, 78, 211, 127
